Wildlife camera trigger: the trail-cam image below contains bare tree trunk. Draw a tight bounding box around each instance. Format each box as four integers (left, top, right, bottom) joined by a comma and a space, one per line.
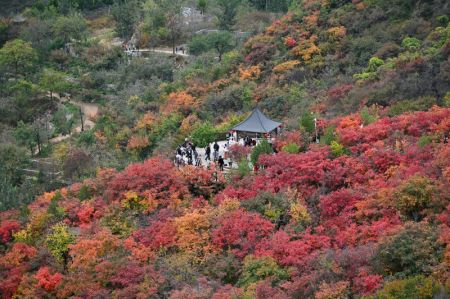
35, 130, 41, 155
172, 34, 176, 54
79, 107, 84, 132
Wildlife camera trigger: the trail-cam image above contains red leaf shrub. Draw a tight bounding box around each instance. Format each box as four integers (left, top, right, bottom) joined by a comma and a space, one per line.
212, 209, 274, 258
35, 267, 63, 292
0, 220, 20, 243
107, 157, 190, 206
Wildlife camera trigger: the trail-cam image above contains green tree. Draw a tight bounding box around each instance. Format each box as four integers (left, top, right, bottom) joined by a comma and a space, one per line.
8, 79, 41, 122
320, 125, 336, 145
215, 0, 241, 30
39, 68, 71, 100
191, 123, 218, 147
250, 138, 273, 165
300, 112, 315, 134
52, 106, 74, 135
0, 144, 29, 185
188, 31, 234, 61
159, 0, 184, 54
0, 39, 37, 78
0, 18, 9, 46
188, 34, 209, 56
207, 31, 234, 61
13, 121, 36, 155
53, 13, 88, 44
112, 0, 140, 39
0, 169, 19, 211
197, 0, 208, 14
247, 0, 291, 12
367, 56, 384, 72
360, 106, 378, 125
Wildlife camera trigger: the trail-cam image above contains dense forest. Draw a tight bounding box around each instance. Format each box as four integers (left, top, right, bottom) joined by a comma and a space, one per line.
0, 0, 449, 298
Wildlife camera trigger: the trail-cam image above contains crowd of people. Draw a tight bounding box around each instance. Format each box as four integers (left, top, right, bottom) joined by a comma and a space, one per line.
175, 134, 274, 171
174, 139, 226, 170
175, 138, 201, 167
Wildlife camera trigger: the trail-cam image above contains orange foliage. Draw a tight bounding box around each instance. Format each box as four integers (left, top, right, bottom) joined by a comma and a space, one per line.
123, 237, 155, 263
135, 112, 157, 130
127, 135, 149, 151
292, 35, 321, 62
327, 26, 347, 39
273, 60, 300, 73
162, 91, 196, 116
185, 79, 211, 97
69, 229, 120, 271
338, 114, 362, 129
0, 243, 37, 268
239, 65, 261, 80
355, 1, 366, 10
180, 114, 199, 134
174, 209, 212, 260
315, 280, 350, 299
303, 11, 319, 28
211, 78, 233, 91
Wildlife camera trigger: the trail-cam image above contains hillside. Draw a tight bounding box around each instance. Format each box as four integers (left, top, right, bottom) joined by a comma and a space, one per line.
1, 107, 449, 298
0, 0, 449, 298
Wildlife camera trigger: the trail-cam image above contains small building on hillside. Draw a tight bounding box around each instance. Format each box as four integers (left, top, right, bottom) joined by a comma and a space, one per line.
231, 107, 282, 139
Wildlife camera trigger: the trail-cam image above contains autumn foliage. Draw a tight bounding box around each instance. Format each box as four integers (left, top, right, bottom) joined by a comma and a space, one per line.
0, 108, 448, 298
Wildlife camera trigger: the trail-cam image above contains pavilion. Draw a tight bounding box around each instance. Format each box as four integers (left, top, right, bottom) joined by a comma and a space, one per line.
231, 107, 282, 138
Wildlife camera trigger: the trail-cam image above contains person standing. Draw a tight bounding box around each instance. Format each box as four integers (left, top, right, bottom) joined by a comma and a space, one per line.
187, 149, 193, 165
194, 150, 201, 166
205, 144, 211, 161
213, 141, 220, 161
218, 156, 224, 171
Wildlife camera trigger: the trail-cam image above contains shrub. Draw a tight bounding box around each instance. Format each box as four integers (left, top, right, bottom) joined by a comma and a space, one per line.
376, 222, 444, 278
402, 37, 421, 51
387, 97, 437, 116
238, 255, 289, 288
77, 130, 95, 146
330, 141, 346, 157
394, 175, 435, 221
373, 275, 440, 299
228, 144, 251, 162
321, 125, 336, 145
212, 209, 274, 258
46, 222, 75, 264
300, 112, 315, 134
191, 123, 219, 147
241, 192, 289, 222
250, 139, 273, 165
417, 135, 436, 147
360, 106, 378, 125
367, 57, 384, 72
282, 143, 300, 154
236, 159, 252, 178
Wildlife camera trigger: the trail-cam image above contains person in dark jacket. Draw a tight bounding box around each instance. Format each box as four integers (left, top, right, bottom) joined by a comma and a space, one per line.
217, 156, 224, 171
186, 149, 193, 165
205, 145, 211, 161
213, 142, 220, 161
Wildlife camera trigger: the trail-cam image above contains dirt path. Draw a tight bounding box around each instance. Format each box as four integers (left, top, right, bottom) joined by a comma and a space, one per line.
72, 100, 99, 120
48, 96, 100, 144
125, 48, 190, 57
